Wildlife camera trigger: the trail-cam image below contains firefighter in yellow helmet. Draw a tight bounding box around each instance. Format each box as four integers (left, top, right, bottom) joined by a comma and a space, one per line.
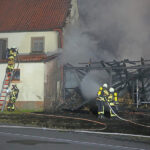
7, 85, 19, 111
96, 83, 109, 119
107, 87, 118, 118
6, 47, 18, 60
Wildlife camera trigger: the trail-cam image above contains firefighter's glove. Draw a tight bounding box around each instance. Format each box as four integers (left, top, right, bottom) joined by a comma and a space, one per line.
115, 102, 119, 105
96, 97, 101, 101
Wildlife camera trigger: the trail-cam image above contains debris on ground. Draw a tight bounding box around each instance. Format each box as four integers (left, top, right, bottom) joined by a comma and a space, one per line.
0, 107, 150, 136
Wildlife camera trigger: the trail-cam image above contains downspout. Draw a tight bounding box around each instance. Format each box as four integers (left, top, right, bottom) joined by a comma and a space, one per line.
53, 28, 64, 100
54, 28, 63, 48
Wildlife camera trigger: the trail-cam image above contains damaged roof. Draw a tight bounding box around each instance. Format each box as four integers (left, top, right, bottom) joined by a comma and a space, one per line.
0, 0, 71, 32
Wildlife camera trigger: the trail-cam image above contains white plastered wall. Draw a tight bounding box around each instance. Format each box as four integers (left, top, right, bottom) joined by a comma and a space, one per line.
0, 64, 7, 87
17, 63, 44, 101
0, 31, 58, 54
0, 63, 44, 102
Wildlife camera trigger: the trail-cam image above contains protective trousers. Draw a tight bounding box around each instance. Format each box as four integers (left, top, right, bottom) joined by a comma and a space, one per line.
7, 102, 15, 111
109, 102, 118, 117
96, 100, 104, 115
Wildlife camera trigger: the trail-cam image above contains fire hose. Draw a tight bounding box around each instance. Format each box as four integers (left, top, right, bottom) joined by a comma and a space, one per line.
29, 112, 107, 131
105, 98, 150, 128
13, 103, 107, 131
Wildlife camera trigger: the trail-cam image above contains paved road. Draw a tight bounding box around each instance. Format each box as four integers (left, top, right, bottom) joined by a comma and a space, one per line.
0, 125, 149, 150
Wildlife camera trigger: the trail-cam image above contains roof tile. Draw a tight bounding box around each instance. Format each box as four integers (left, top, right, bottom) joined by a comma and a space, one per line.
0, 0, 71, 32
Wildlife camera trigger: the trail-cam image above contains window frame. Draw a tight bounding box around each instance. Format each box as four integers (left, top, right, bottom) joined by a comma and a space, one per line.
31, 37, 45, 53
0, 38, 8, 59
12, 69, 20, 82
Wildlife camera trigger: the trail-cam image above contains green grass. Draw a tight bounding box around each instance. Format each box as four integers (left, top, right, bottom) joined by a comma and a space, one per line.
0, 109, 43, 114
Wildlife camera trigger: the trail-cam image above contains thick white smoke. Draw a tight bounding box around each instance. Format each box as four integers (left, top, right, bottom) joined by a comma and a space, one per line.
62, 0, 150, 100
80, 70, 109, 100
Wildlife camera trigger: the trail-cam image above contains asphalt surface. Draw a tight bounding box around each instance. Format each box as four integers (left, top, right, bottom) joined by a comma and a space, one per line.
0, 125, 149, 150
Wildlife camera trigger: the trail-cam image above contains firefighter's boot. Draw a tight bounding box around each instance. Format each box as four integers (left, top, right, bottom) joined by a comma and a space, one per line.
98, 114, 106, 120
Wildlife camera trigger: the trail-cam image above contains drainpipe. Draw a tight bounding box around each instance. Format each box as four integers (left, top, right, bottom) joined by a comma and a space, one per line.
53, 28, 64, 100
54, 28, 64, 81
54, 28, 63, 48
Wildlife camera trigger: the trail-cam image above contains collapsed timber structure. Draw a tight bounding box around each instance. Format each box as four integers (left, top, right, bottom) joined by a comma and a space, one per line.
62, 58, 150, 111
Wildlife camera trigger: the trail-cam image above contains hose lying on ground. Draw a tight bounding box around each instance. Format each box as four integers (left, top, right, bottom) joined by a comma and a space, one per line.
13, 104, 107, 131
29, 112, 107, 131
106, 100, 150, 128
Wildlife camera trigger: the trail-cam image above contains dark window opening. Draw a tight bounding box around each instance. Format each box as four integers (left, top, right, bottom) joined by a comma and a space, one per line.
0, 39, 7, 59
12, 69, 20, 81
31, 37, 44, 53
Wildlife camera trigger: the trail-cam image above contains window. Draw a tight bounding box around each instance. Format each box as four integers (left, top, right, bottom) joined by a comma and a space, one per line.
12, 69, 20, 81
31, 37, 44, 53
0, 39, 7, 59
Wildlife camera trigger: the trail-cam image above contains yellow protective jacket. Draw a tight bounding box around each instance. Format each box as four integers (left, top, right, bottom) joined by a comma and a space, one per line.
8, 60, 15, 65
7, 64, 15, 70
97, 86, 109, 101
108, 92, 118, 104
10, 90, 19, 103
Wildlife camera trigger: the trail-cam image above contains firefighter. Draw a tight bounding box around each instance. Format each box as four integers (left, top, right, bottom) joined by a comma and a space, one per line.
11, 85, 19, 102
6, 56, 15, 73
96, 83, 109, 119
108, 87, 118, 118
6, 47, 18, 60
7, 85, 19, 111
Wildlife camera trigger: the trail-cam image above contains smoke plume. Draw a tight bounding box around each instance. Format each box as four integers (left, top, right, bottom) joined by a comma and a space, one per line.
61, 0, 150, 99
62, 0, 150, 63
78, 0, 150, 60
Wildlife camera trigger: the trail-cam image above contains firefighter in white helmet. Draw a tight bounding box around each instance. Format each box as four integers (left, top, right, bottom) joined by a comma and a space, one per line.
96, 83, 109, 119
107, 87, 118, 118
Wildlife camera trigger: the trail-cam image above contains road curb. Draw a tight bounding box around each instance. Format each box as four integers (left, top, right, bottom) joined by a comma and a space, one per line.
0, 124, 150, 138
